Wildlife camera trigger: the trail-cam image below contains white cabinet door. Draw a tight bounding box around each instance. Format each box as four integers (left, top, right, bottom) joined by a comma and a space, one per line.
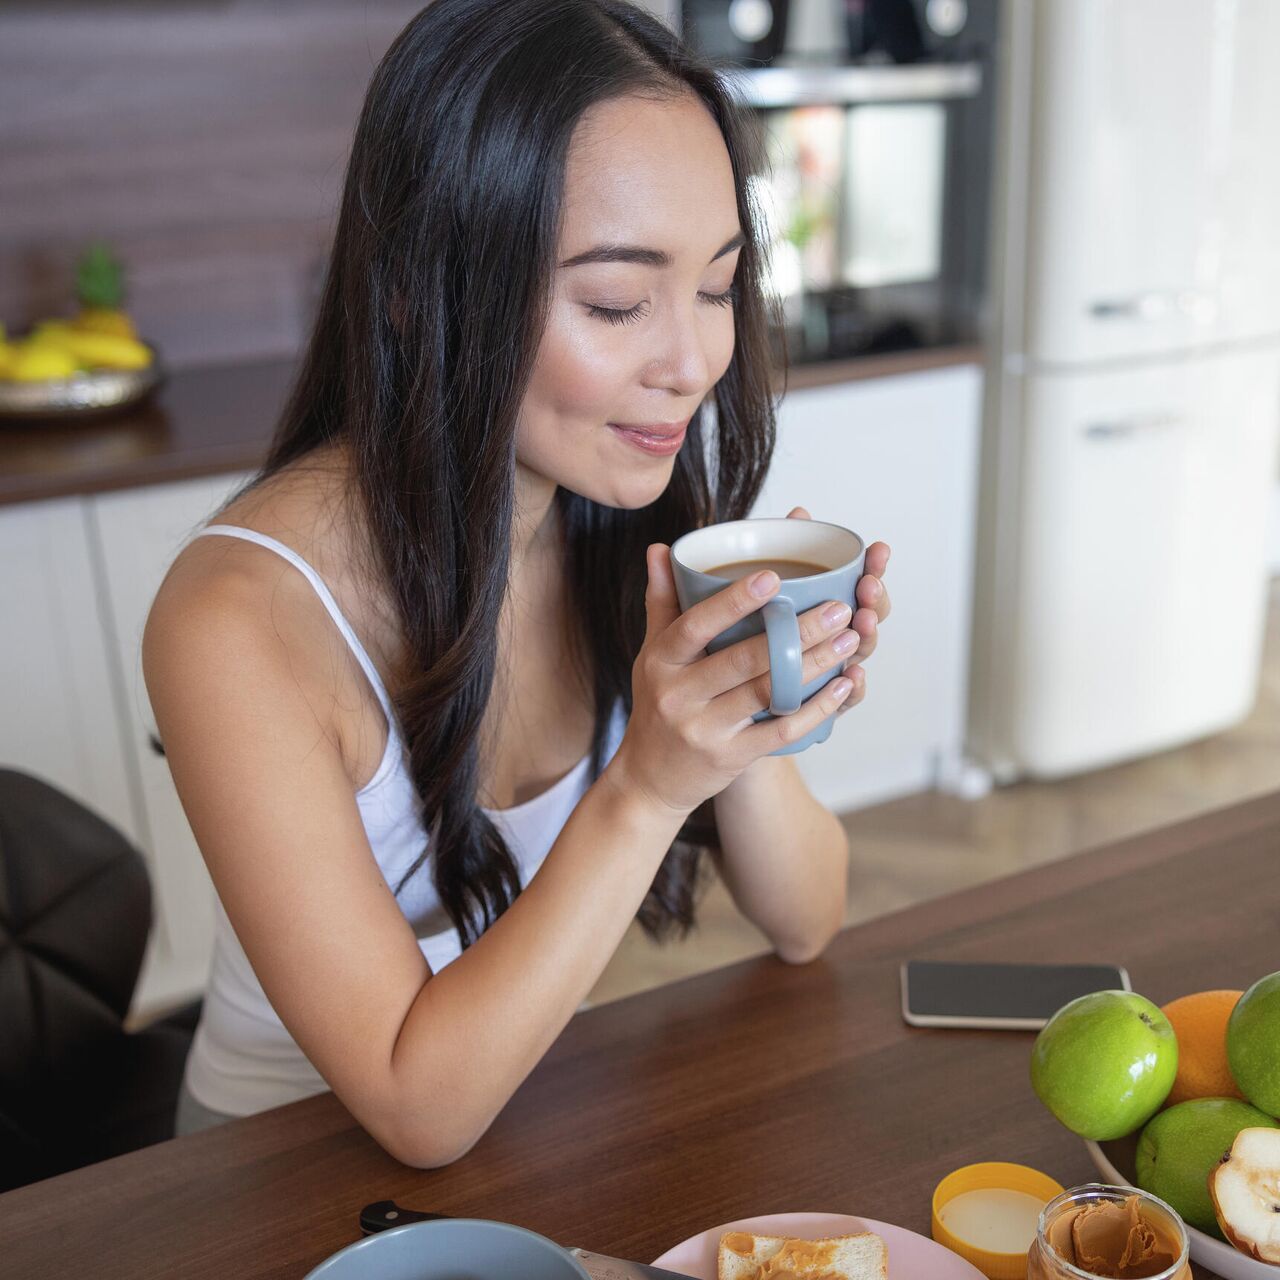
753, 363, 984, 812
91, 472, 251, 1019
0, 498, 139, 841
1010, 346, 1280, 776
1026, 0, 1280, 365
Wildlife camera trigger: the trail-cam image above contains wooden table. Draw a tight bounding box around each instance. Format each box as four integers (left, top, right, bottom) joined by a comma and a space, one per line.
7, 789, 1275, 1278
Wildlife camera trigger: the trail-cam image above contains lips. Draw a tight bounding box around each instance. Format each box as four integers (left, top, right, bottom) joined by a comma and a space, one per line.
607, 419, 690, 457
607, 418, 691, 438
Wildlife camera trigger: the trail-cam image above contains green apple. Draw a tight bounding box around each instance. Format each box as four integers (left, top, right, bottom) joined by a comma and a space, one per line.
1030, 990, 1177, 1140
1227, 971, 1280, 1117
1135, 1098, 1279, 1237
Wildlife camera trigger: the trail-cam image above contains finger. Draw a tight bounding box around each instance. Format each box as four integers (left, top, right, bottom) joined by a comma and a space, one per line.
863, 540, 890, 578
736, 670, 857, 757
856, 573, 891, 624
654, 567, 781, 665
643, 544, 682, 642
684, 596, 854, 699
714, 627, 860, 724
848, 605, 878, 662
786, 506, 812, 520
835, 665, 867, 715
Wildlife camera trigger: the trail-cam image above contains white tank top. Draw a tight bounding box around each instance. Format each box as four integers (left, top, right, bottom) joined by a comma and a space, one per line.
181, 524, 627, 1117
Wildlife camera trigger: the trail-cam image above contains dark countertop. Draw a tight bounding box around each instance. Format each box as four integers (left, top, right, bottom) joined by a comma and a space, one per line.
0, 344, 983, 508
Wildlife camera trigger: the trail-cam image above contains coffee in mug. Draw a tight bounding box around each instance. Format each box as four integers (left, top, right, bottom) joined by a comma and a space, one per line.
705, 557, 829, 581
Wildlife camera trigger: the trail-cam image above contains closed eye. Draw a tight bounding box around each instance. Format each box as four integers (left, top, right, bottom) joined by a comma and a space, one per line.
587, 285, 738, 327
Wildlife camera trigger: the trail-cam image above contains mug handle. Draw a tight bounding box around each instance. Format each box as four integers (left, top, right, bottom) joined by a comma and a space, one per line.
762, 596, 803, 715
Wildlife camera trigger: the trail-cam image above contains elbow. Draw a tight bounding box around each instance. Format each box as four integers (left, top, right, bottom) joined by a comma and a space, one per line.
774, 926, 837, 966
367, 1086, 491, 1169
775, 938, 825, 966
773, 912, 843, 966
396, 1140, 476, 1172
377, 1119, 485, 1170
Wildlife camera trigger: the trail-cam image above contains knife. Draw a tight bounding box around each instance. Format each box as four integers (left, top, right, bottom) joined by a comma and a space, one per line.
359, 1200, 695, 1280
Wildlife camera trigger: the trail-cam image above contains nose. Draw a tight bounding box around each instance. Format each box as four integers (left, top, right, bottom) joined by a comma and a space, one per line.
642, 304, 715, 398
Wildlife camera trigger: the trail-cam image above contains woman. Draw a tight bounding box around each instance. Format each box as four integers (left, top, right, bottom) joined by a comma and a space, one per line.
144, 0, 892, 1165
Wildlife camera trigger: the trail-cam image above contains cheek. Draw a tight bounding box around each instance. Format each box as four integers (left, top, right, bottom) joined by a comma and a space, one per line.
710, 319, 736, 382
529, 305, 632, 423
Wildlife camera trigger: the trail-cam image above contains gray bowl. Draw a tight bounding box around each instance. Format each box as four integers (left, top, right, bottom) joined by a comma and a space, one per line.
304, 1217, 593, 1280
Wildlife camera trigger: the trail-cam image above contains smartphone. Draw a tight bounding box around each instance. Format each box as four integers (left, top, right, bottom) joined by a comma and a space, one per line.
900, 960, 1132, 1030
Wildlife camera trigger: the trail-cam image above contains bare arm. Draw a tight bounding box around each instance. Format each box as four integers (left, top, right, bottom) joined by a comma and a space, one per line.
711, 756, 849, 964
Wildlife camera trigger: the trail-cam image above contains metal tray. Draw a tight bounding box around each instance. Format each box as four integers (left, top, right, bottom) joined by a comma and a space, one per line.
0, 345, 165, 422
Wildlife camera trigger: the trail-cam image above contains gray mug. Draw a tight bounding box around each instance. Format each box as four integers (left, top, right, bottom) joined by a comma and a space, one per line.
670, 517, 866, 756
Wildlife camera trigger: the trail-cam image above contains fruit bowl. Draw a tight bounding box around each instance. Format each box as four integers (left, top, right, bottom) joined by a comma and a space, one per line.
1086, 1137, 1278, 1279
0, 346, 164, 422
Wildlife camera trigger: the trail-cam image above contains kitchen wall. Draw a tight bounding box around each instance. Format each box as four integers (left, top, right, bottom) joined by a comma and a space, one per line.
0, 0, 673, 371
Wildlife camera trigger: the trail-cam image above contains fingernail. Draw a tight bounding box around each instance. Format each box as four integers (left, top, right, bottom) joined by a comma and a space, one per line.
830, 677, 853, 701
822, 601, 852, 629
832, 631, 858, 655
749, 570, 779, 597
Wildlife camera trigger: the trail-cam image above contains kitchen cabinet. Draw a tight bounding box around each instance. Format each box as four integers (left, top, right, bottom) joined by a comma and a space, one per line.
753, 361, 983, 812
0, 498, 139, 842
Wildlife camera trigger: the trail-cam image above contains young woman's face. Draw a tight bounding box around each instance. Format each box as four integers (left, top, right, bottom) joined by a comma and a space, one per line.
516, 91, 743, 512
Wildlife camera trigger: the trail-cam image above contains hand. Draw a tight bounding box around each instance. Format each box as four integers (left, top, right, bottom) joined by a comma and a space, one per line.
609, 542, 860, 815
784, 506, 891, 718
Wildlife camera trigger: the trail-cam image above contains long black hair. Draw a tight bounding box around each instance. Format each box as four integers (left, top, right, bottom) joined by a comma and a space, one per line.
249, 0, 782, 946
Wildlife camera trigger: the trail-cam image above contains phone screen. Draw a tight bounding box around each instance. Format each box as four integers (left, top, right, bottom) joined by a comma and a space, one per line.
901, 960, 1131, 1029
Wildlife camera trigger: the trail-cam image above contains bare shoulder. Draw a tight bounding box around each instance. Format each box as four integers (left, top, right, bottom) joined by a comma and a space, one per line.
143, 445, 363, 745
142, 533, 331, 748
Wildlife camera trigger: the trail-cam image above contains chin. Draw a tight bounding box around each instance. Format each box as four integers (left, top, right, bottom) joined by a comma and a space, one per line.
595, 466, 677, 511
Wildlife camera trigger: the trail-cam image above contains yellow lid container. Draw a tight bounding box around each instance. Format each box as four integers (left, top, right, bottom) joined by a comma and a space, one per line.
931, 1162, 1065, 1280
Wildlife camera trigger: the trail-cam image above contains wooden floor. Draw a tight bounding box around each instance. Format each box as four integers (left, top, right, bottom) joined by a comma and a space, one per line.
588, 578, 1280, 1005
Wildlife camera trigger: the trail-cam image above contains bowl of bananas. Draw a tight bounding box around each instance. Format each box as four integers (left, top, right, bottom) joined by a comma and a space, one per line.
0, 244, 165, 422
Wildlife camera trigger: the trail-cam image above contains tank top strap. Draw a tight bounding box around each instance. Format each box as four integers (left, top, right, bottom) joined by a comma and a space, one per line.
192, 524, 397, 726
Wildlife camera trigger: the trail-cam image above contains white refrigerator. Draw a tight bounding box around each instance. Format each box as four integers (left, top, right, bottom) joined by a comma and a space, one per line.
968, 0, 1280, 782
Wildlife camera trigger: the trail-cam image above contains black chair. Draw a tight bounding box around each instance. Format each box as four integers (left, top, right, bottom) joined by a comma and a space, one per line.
0, 769, 200, 1191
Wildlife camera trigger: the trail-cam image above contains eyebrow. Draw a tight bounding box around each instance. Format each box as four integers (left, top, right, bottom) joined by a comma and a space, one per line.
558, 230, 746, 270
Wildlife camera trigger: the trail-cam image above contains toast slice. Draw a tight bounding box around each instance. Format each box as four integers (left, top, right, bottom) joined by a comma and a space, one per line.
717, 1231, 888, 1280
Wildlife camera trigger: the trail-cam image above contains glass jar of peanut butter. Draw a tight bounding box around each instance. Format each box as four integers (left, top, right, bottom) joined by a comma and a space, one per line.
1026, 1184, 1192, 1280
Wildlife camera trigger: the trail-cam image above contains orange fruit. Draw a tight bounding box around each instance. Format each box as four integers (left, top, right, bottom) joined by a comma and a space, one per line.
1160, 990, 1245, 1106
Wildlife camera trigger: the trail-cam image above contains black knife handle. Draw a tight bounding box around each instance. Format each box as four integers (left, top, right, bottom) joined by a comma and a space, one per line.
360, 1200, 451, 1234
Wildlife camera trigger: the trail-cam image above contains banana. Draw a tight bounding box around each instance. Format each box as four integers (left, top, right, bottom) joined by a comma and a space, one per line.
6, 341, 80, 382
33, 325, 152, 371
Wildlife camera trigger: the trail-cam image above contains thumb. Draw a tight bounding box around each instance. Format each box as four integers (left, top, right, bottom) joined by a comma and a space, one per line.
643, 543, 681, 640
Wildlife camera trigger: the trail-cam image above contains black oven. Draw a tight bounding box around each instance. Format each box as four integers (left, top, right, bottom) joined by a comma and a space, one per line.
681, 0, 999, 366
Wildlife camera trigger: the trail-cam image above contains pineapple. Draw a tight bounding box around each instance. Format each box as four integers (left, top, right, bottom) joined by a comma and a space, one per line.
72, 243, 140, 341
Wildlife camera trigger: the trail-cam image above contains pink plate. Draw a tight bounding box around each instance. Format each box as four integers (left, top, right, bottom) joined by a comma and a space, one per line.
651, 1211, 988, 1279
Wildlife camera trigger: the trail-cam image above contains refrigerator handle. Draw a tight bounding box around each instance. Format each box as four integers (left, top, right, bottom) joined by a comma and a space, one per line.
1088, 290, 1214, 322
1083, 413, 1183, 440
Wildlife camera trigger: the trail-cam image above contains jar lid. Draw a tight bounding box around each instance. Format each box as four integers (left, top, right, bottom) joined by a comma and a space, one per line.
931, 1162, 1066, 1280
